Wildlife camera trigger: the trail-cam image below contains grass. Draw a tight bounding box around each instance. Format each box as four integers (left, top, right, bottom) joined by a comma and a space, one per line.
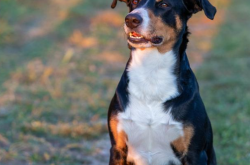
0, 0, 128, 164
196, 0, 250, 164
0, 0, 249, 164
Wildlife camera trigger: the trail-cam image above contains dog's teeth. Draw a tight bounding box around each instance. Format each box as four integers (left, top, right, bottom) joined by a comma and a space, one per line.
129, 32, 144, 39
130, 35, 143, 39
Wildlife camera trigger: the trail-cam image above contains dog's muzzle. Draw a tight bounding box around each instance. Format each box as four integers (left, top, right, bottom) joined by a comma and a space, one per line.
125, 13, 143, 29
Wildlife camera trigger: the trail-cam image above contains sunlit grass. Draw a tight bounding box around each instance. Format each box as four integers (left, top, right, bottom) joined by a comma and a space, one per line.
0, 0, 127, 163
0, 0, 249, 164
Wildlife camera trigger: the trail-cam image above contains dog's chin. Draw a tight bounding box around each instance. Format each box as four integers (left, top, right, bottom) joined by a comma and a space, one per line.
127, 32, 163, 49
127, 40, 152, 48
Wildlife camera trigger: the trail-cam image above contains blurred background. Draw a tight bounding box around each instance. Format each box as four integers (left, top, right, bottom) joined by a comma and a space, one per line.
0, 0, 249, 164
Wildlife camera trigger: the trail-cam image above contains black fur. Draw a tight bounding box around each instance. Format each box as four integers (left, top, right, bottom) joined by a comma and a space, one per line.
108, 0, 217, 164
182, 0, 217, 19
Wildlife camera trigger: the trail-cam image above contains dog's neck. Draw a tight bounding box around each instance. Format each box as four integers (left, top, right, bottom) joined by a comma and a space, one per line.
128, 47, 179, 102
126, 28, 190, 102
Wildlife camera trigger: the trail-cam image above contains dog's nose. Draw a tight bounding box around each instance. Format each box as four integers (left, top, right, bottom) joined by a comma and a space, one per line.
125, 14, 142, 29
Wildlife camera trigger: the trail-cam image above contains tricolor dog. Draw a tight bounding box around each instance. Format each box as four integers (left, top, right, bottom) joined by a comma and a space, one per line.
108, 0, 217, 164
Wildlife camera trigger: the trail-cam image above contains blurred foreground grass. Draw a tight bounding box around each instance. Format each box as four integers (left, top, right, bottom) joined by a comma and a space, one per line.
0, 0, 249, 164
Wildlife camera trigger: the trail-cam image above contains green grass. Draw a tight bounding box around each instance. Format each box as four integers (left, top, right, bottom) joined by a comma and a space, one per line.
0, 0, 249, 164
0, 0, 128, 164
196, 0, 250, 164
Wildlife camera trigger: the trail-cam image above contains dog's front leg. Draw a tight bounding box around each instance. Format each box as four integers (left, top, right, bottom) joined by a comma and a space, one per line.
108, 115, 128, 165
109, 146, 127, 165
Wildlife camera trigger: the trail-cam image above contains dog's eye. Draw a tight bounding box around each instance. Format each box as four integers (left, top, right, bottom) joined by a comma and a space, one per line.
160, 3, 168, 8
132, 0, 139, 5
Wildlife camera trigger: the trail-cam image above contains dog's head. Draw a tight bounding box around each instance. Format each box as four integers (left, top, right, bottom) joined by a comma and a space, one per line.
111, 0, 216, 53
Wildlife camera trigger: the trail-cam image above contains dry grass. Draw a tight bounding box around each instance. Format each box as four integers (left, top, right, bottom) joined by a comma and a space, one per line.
23, 120, 106, 139
1, 0, 248, 164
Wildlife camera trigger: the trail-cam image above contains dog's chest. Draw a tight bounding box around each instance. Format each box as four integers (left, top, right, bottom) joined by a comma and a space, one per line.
127, 48, 179, 102
117, 49, 182, 165
118, 98, 183, 165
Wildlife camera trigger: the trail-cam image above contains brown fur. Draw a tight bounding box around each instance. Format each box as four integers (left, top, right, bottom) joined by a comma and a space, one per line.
109, 115, 128, 164
147, 10, 182, 53
171, 125, 194, 157
110, 115, 127, 149
175, 15, 183, 30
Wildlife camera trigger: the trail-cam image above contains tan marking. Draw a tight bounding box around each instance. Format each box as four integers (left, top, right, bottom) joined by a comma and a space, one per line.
175, 15, 182, 30
156, 0, 163, 2
147, 10, 182, 53
110, 115, 127, 149
171, 126, 194, 157
140, 48, 146, 51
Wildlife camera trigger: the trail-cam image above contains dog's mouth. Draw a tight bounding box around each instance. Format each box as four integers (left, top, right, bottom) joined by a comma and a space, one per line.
128, 32, 163, 45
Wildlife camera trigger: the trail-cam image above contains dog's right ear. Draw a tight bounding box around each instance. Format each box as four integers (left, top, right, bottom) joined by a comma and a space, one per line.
111, 0, 130, 9
182, 0, 217, 20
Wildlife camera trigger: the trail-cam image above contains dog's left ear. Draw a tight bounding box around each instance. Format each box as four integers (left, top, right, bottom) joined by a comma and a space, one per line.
183, 0, 217, 20
111, 0, 130, 9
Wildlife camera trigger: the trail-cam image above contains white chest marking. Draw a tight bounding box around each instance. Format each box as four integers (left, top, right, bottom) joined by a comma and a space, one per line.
118, 48, 182, 165
128, 48, 179, 102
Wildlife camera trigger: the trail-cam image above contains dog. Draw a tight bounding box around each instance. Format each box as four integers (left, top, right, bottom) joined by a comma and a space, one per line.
108, 0, 217, 164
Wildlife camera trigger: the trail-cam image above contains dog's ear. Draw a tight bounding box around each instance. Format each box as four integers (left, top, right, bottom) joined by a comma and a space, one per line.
111, 0, 130, 9
183, 0, 217, 20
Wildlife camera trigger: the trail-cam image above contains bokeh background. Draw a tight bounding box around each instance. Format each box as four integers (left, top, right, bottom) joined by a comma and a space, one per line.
0, 0, 249, 164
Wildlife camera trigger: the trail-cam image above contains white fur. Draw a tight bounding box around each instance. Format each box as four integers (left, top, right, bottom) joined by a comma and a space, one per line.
117, 48, 182, 165
128, 48, 179, 102
131, 8, 150, 35
124, 7, 152, 48
124, 2, 155, 48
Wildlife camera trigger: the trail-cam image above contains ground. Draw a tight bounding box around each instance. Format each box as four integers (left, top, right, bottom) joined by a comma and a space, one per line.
0, 0, 249, 165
